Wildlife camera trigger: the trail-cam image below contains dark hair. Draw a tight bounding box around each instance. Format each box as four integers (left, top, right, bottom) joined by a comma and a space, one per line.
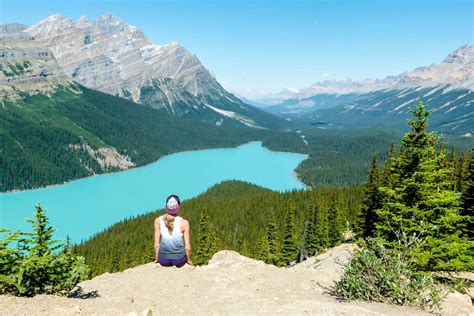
166, 194, 181, 205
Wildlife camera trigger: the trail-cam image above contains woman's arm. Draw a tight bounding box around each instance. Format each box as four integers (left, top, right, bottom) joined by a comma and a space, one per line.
154, 217, 161, 262
182, 219, 192, 265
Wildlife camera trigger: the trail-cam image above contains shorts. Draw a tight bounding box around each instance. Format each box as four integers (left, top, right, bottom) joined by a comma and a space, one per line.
158, 255, 187, 267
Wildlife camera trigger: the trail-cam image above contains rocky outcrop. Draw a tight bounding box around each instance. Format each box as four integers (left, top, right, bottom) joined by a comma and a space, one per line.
69, 143, 135, 171
1, 244, 471, 315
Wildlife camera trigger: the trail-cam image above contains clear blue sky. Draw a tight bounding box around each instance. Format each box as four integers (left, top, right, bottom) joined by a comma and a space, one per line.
1, 0, 472, 97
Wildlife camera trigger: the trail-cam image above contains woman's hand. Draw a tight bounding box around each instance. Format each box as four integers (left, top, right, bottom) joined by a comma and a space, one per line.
187, 258, 193, 265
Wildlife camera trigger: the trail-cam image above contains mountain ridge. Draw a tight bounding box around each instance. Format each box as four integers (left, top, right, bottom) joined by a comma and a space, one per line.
256, 45, 473, 135
15, 13, 286, 129
257, 45, 473, 104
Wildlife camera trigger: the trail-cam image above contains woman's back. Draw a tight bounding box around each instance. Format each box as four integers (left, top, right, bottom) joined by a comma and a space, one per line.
158, 215, 186, 260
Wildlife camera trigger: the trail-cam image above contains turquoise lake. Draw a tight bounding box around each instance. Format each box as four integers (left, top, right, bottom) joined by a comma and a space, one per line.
0, 142, 307, 243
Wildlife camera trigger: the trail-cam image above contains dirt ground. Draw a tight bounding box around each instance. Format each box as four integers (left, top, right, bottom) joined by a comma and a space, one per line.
1, 244, 472, 315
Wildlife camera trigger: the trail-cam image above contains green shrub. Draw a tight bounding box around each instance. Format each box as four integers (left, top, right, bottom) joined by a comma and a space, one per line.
332, 238, 444, 311
0, 204, 90, 296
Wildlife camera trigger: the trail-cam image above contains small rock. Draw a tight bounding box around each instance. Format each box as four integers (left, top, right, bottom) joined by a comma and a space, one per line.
142, 308, 153, 316
125, 296, 135, 304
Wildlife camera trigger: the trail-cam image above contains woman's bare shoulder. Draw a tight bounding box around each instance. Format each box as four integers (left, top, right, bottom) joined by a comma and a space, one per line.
180, 218, 189, 227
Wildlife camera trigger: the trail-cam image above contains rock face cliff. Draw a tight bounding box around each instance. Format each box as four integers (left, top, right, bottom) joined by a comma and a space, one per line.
1, 245, 471, 315
0, 23, 71, 98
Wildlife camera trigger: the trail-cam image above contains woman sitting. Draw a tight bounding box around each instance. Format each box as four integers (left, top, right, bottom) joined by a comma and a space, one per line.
154, 195, 192, 267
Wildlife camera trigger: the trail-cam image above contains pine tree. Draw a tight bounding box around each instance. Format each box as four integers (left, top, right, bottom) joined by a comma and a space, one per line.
356, 157, 382, 238
380, 143, 397, 187
304, 204, 319, 256
299, 213, 309, 262
455, 152, 469, 192
266, 208, 280, 264
461, 155, 473, 239
446, 147, 458, 190
314, 203, 330, 250
25, 204, 60, 257
328, 197, 344, 246
110, 248, 120, 272
194, 207, 219, 265
255, 231, 270, 262
279, 207, 298, 266
375, 101, 473, 271
3, 204, 90, 296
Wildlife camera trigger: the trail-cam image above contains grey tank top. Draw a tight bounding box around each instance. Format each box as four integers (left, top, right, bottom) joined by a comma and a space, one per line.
158, 215, 186, 260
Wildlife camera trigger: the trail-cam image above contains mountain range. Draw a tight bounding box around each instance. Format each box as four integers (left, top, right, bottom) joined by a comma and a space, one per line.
258, 45, 473, 136
1, 13, 285, 129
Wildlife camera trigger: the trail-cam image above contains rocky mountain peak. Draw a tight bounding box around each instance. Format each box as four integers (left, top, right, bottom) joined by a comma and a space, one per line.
45, 13, 68, 22
76, 15, 93, 28
443, 44, 473, 65
26, 14, 74, 38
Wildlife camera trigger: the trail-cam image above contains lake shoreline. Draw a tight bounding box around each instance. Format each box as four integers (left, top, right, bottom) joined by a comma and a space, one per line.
1, 141, 307, 243
2, 141, 308, 195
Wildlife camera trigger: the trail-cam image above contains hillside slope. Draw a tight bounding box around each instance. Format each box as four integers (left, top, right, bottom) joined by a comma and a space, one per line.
1, 246, 471, 315
269, 86, 473, 136
0, 86, 267, 192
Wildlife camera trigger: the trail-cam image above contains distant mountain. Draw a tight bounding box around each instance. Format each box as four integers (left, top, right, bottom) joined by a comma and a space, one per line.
260, 45, 473, 103
260, 45, 473, 135
1, 14, 286, 129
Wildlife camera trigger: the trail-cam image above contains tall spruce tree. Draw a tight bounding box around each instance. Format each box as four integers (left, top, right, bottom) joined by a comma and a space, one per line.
279, 207, 298, 266
328, 197, 345, 246
266, 208, 280, 264
25, 204, 60, 257
194, 207, 219, 265
314, 203, 330, 250
461, 155, 473, 239
304, 204, 319, 256
375, 101, 473, 271
381, 143, 397, 187
255, 231, 270, 262
356, 157, 382, 238
455, 153, 469, 192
